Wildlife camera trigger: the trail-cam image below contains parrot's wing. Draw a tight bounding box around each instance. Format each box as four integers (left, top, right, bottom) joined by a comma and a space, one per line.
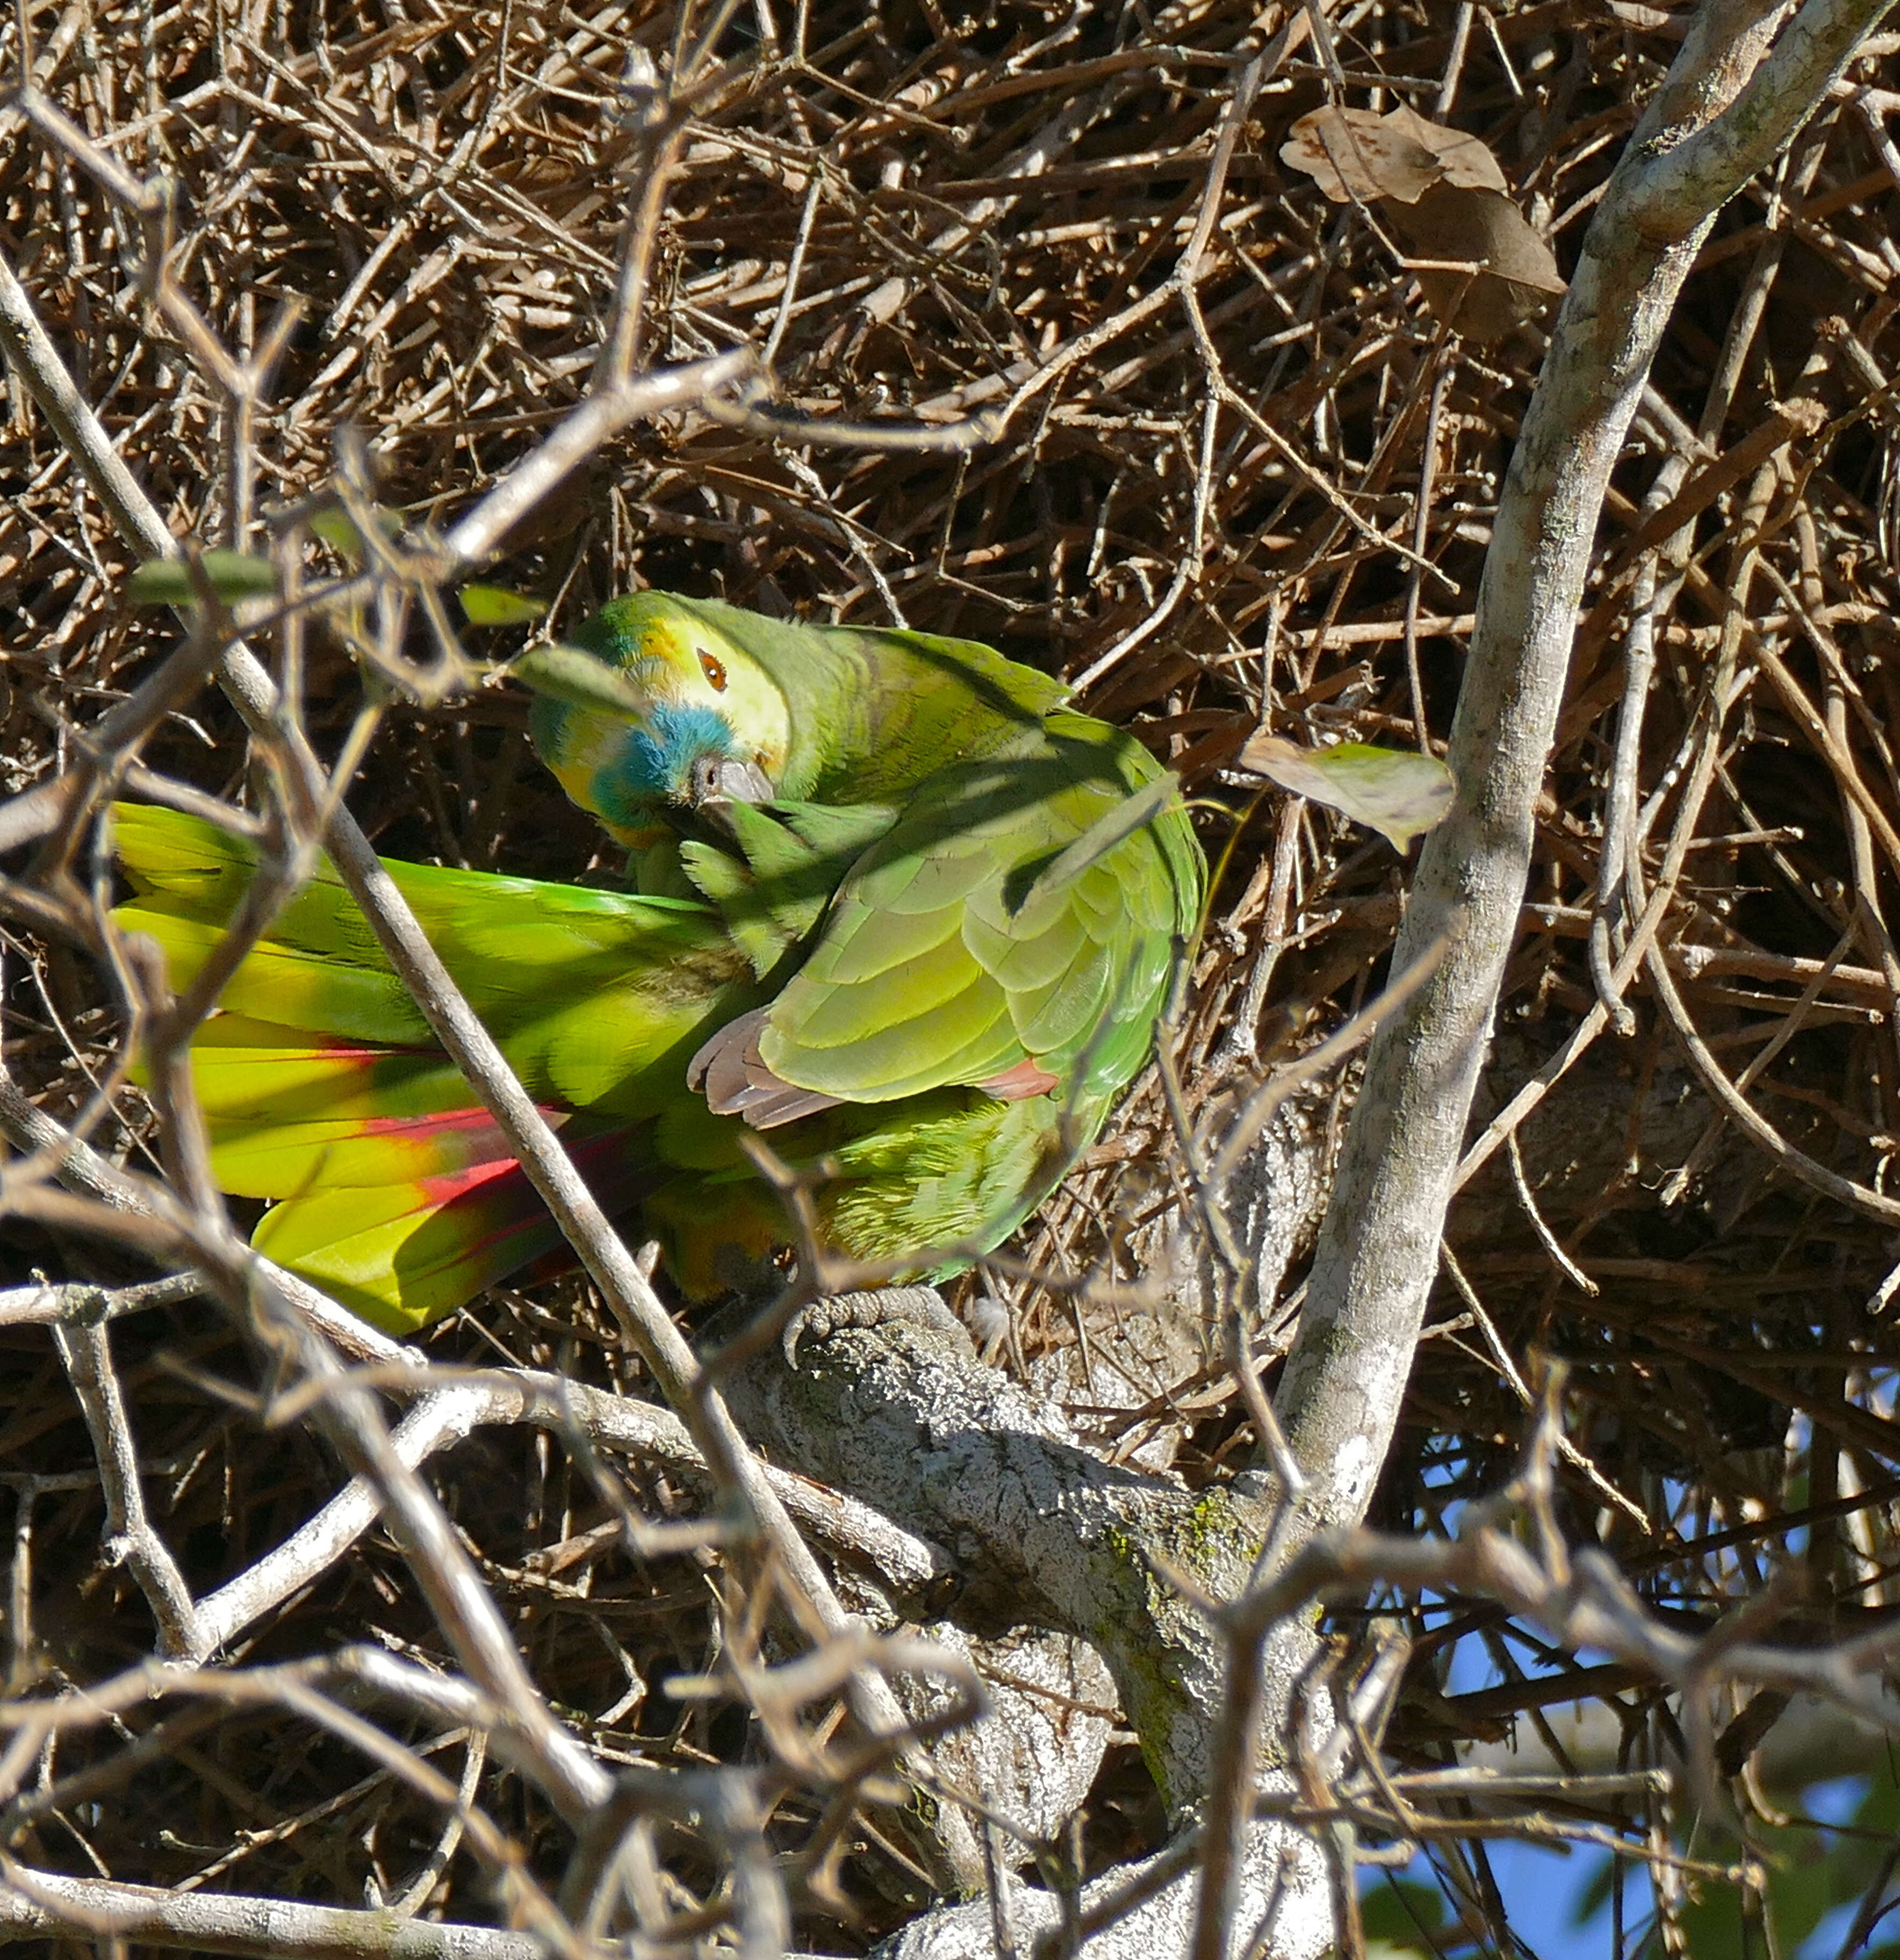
113, 802, 754, 1116
742, 731, 1194, 1111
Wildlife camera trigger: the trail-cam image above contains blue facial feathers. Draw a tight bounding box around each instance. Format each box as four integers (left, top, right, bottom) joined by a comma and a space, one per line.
592, 702, 739, 824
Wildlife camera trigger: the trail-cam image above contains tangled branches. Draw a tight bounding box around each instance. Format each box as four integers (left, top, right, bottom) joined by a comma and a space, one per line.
4, 0, 1900, 1954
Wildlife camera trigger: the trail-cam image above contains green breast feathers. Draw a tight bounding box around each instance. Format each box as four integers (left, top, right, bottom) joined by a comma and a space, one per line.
112, 593, 1205, 1332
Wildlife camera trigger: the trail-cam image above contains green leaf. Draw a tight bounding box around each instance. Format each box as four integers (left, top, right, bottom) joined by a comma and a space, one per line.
1240, 734, 1455, 851
458, 584, 549, 627
310, 503, 404, 558
509, 642, 648, 721
128, 551, 279, 606
1358, 1875, 1449, 1957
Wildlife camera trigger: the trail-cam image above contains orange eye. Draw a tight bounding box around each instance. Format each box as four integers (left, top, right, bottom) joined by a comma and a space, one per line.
699, 652, 728, 693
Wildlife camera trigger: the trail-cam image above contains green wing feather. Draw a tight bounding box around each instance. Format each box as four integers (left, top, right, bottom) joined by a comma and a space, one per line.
758, 717, 1200, 1107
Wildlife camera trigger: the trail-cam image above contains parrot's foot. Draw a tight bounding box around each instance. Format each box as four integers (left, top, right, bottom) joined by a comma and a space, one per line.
783, 1285, 974, 1367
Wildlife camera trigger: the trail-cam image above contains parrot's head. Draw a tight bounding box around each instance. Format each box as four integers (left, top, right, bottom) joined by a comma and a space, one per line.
529, 594, 793, 844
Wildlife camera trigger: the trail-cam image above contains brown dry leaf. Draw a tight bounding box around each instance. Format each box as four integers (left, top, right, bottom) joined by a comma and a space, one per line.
1280, 105, 1442, 205
1383, 102, 1510, 193
1386, 184, 1565, 296
1386, 183, 1567, 339
1280, 103, 1508, 205
1281, 103, 1563, 340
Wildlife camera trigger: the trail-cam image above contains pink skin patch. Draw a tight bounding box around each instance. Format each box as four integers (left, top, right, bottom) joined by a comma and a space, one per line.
979, 1056, 1060, 1100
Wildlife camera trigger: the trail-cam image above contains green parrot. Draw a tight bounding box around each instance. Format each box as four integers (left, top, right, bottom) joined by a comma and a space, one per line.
111, 593, 1205, 1333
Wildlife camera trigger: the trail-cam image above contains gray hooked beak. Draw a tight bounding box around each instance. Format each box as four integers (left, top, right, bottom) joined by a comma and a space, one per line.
687, 755, 774, 820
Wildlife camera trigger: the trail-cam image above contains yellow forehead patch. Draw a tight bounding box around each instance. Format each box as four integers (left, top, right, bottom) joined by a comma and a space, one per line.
660, 621, 791, 784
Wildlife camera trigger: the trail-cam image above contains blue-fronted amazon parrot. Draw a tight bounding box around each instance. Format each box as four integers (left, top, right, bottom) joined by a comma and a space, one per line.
111, 593, 1205, 1334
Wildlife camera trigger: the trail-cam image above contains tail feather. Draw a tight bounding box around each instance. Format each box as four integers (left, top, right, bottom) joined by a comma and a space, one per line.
254, 1161, 564, 1334
254, 1128, 653, 1332
117, 902, 437, 1047
182, 1013, 531, 1195
109, 802, 771, 1325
